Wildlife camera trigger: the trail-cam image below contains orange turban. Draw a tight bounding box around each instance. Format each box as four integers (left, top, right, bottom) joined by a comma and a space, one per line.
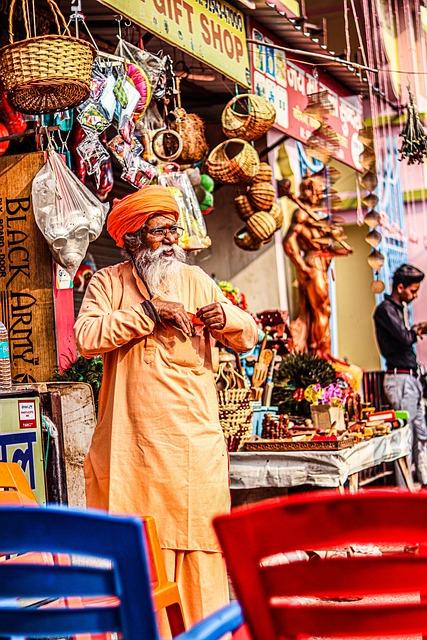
107, 185, 180, 248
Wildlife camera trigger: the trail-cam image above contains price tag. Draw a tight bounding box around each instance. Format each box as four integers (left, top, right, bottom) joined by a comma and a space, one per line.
56, 266, 73, 290
18, 400, 37, 429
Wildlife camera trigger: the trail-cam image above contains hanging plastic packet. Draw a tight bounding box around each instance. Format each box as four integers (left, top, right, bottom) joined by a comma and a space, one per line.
113, 73, 129, 108
119, 114, 135, 144
99, 72, 117, 121
115, 79, 140, 130
114, 39, 166, 99
77, 101, 110, 134
77, 133, 110, 175
107, 133, 143, 167
54, 109, 74, 132
90, 69, 107, 101
121, 155, 158, 189
32, 149, 109, 278
158, 169, 211, 250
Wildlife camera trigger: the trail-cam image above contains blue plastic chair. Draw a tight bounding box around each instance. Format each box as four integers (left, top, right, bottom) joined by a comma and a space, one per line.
0, 505, 243, 640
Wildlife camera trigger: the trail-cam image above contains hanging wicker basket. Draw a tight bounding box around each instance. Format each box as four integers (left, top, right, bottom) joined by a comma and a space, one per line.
206, 138, 260, 184
222, 94, 276, 142
0, 0, 95, 113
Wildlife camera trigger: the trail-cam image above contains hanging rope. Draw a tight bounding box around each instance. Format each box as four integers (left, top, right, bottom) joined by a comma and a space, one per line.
344, 0, 351, 61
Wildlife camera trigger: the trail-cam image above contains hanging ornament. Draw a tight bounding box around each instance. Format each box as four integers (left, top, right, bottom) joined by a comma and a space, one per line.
367, 249, 385, 270
364, 210, 381, 228
362, 193, 379, 209
371, 279, 385, 294
365, 229, 382, 247
399, 87, 427, 165
359, 148, 376, 171
359, 170, 378, 192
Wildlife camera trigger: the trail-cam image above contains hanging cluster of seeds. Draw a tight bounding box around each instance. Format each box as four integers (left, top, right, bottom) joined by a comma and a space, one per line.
399, 87, 427, 165
358, 126, 385, 293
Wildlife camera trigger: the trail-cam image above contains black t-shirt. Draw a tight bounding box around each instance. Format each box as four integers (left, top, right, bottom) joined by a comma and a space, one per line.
373, 294, 418, 370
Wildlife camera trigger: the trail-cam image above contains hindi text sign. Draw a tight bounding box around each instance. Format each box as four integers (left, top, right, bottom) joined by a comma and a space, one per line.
250, 23, 363, 170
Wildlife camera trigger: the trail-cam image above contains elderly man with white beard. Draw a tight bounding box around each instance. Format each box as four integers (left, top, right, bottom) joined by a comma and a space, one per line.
74, 185, 258, 632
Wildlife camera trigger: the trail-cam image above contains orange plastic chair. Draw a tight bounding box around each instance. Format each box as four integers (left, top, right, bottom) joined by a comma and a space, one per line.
80, 516, 186, 637
0, 461, 37, 505
215, 489, 427, 640
143, 516, 186, 635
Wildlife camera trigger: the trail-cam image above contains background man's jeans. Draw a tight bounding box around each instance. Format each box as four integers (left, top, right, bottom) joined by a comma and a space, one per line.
384, 373, 427, 485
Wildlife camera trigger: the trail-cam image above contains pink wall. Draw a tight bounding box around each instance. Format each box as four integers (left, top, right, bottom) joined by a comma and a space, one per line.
405, 199, 427, 367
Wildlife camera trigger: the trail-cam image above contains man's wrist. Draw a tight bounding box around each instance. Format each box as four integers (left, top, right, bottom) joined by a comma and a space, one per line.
141, 300, 161, 324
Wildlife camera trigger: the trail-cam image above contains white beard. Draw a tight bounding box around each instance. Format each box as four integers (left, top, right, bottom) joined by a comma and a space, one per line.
134, 243, 187, 296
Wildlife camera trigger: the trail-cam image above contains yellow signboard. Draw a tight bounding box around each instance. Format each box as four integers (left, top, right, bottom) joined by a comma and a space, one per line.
99, 0, 250, 87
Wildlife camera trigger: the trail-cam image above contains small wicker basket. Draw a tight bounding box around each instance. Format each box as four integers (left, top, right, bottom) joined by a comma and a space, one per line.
206, 138, 260, 184
0, 0, 95, 113
222, 94, 276, 142
216, 363, 253, 451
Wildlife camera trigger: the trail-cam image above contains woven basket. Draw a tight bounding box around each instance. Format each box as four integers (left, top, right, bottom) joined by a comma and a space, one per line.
234, 226, 262, 251
217, 387, 253, 452
234, 194, 254, 220
269, 202, 284, 230
252, 161, 273, 183
222, 94, 276, 142
206, 138, 260, 184
248, 181, 276, 210
0, 0, 95, 113
169, 108, 208, 164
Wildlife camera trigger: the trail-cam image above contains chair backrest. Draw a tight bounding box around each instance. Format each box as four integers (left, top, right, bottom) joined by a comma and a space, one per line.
0, 462, 37, 504
0, 505, 160, 640
214, 490, 427, 640
142, 515, 168, 587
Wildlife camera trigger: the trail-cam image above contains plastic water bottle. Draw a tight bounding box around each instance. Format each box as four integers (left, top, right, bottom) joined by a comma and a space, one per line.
0, 322, 12, 390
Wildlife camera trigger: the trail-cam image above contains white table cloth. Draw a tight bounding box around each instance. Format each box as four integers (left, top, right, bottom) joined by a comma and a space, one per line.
229, 425, 411, 489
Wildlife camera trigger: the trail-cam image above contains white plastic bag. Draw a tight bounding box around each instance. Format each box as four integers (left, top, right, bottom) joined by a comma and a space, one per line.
32, 150, 109, 278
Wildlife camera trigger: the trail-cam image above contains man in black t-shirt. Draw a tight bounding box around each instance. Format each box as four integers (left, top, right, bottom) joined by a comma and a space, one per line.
374, 264, 427, 485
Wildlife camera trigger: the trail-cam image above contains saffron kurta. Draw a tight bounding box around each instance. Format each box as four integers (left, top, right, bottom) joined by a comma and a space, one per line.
74, 261, 258, 551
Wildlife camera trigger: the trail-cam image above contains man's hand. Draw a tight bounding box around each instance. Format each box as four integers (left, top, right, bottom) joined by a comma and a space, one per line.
196, 303, 226, 331
414, 322, 427, 336
151, 300, 194, 336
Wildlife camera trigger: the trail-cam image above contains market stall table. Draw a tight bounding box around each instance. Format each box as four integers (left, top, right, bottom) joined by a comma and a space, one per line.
229, 425, 413, 497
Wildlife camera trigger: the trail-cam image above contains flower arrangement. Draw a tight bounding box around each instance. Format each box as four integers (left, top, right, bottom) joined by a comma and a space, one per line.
272, 352, 351, 416
304, 380, 350, 407
217, 280, 248, 311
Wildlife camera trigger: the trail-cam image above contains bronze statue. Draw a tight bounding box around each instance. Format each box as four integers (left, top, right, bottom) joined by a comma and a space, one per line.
280, 176, 352, 358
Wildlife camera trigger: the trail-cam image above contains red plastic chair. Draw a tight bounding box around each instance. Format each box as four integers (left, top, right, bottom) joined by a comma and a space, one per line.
214, 490, 427, 640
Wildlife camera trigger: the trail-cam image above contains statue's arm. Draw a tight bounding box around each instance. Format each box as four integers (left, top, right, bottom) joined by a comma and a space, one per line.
282, 224, 310, 274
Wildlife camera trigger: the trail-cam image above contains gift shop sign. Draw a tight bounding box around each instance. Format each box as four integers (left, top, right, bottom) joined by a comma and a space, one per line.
98, 0, 250, 87
250, 24, 363, 170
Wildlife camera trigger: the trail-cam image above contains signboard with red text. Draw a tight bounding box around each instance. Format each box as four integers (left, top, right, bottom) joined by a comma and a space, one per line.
98, 0, 250, 87
250, 23, 363, 170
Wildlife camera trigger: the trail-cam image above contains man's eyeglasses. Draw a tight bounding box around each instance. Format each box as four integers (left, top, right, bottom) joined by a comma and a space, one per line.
146, 225, 185, 239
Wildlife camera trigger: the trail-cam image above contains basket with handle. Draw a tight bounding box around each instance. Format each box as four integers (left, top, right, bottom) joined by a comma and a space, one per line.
222, 94, 276, 142
216, 362, 253, 452
206, 138, 260, 184
0, 0, 95, 113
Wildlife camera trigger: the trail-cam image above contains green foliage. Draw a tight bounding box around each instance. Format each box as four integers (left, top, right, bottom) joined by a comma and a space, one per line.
272, 353, 337, 417
52, 356, 103, 410
276, 352, 336, 388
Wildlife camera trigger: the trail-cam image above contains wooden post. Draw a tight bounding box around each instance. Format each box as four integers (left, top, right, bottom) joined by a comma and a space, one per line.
0, 152, 75, 382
